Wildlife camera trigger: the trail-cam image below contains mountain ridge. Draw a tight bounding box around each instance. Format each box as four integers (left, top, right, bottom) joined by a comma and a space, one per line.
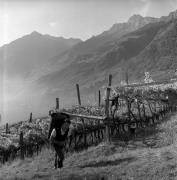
2, 9, 177, 123
0, 31, 82, 79
0, 31, 82, 48
37, 10, 177, 98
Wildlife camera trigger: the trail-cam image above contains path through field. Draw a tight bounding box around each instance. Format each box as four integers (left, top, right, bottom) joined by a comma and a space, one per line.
1, 113, 177, 180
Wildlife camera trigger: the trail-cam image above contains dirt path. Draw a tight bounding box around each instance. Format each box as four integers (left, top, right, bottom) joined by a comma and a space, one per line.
1, 113, 177, 180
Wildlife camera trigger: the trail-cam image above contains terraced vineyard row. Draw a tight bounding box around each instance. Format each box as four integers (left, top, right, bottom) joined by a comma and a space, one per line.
1, 75, 177, 164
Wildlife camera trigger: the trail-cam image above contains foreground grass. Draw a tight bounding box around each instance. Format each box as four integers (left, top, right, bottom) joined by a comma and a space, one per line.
1, 113, 177, 180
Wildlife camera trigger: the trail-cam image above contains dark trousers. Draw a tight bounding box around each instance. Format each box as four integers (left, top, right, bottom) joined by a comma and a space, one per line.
53, 142, 65, 168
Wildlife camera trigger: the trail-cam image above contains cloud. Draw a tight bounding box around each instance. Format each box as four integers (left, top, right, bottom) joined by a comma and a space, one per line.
49, 21, 57, 27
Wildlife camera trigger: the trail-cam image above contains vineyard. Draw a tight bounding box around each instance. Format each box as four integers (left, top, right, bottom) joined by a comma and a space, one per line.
1, 75, 177, 165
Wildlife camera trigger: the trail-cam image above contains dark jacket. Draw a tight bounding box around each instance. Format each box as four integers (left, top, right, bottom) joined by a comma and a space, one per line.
48, 112, 70, 141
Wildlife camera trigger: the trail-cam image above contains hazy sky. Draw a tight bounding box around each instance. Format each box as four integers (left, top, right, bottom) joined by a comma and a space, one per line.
0, 0, 177, 46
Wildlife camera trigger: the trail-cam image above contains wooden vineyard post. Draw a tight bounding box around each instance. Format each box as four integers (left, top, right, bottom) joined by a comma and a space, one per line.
97, 90, 101, 140
6, 123, 9, 134
76, 84, 81, 106
76, 84, 87, 146
125, 70, 129, 85
105, 74, 112, 143
98, 90, 101, 107
29, 112, 32, 123
97, 90, 102, 140
56, 98, 59, 110
19, 131, 24, 160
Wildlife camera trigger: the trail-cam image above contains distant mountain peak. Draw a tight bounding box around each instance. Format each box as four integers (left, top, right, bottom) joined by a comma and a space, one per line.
128, 14, 158, 28
101, 14, 158, 38
30, 31, 42, 36
128, 14, 143, 23
160, 9, 177, 22
167, 9, 177, 20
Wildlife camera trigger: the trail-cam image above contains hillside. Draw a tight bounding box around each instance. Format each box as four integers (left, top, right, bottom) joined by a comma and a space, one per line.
0, 32, 81, 124
37, 14, 159, 91
2, 10, 177, 124
0, 32, 81, 79
66, 14, 158, 57
37, 16, 177, 98
1, 112, 177, 180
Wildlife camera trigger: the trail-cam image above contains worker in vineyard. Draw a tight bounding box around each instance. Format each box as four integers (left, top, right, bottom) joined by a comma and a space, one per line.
48, 111, 71, 169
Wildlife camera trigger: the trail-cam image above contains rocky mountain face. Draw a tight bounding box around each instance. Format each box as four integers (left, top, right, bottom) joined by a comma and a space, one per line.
2, 10, 177, 123
67, 14, 158, 58
160, 10, 177, 22
39, 14, 159, 91
38, 10, 177, 98
127, 14, 158, 29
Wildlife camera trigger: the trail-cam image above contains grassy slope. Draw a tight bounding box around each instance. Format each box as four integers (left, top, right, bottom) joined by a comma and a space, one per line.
1, 113, 177, 180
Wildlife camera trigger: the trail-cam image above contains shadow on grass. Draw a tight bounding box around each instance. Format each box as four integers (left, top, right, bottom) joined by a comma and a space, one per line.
79, 156, 136, 168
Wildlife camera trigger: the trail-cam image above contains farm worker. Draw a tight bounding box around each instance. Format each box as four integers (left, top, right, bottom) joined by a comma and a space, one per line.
48, 112, 71, 168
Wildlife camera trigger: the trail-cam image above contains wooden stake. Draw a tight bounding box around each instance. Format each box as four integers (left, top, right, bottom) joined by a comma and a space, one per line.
29, 112, 32, 123
76, 84, 81, 106
105, 74, 112, 142
6, 123, 9, 134
56, 98, 59, 110
76, 84, 87, 146
125, 71, 129, 85
98, 90, 101, 107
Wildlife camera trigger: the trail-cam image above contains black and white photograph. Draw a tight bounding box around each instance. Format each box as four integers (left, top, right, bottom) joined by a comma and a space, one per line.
1, 0, 177, 179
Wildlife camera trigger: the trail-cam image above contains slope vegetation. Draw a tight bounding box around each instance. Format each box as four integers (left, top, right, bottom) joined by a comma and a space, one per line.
1, 112, 177, 180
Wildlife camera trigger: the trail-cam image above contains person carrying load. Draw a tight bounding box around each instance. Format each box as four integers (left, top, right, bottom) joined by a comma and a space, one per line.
48, 111, 71, 169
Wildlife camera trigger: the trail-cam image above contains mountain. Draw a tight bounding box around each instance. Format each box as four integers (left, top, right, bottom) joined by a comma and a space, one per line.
127, 20, 177, 80
37, 10, 177, 100
0, 32, 81, 123
160, 10, 177, 22
48, 14, 158, 71
2, 10, 177, 124
41, 14, 159, 88
66, 14, 158, 58
0, 31, 81, 78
